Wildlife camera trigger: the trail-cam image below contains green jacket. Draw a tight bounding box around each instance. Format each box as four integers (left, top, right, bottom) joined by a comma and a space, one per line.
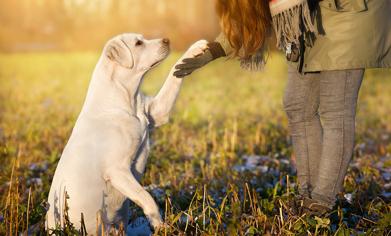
302, 0, 391, 72
217, 0, 391, 72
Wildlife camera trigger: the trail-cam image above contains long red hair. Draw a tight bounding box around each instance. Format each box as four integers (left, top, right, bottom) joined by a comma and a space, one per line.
215, 0, 272, 58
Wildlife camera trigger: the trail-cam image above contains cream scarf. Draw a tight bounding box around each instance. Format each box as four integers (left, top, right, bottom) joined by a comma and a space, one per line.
270, 0, 317, 51
241, 0, 317, 70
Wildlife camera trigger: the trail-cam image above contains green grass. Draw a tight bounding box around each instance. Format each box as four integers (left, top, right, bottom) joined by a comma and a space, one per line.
0, 52, 390, 235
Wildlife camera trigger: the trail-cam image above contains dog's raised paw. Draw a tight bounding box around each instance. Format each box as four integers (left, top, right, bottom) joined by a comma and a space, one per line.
185, 39, 209, 58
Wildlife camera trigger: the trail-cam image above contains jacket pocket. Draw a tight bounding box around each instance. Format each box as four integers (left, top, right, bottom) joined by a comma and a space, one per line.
320, 0, 368, 12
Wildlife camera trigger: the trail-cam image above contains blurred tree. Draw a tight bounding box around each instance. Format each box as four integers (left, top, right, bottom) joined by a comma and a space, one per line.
0, 0, 219, 52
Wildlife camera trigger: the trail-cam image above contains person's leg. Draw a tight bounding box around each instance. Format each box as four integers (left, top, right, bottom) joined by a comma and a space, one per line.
283, 65, 322, 197
311, 69, 364, 207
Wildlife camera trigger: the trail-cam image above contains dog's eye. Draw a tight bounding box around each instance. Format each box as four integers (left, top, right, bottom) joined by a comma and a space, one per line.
135, 40, 143, 46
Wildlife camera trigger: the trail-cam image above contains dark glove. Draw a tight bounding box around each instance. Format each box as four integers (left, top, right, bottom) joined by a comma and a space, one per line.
173, 42, 226, 78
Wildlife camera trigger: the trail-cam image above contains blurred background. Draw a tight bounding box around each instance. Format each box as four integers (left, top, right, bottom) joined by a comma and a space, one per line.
1, 1, 391, 235
0, 0, 220, 52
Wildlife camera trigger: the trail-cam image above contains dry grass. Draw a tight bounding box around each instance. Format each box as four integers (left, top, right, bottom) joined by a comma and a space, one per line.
0, 52, 390, 235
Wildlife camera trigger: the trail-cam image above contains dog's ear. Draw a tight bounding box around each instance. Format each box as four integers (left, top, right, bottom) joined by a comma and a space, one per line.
106, 41, 134, 69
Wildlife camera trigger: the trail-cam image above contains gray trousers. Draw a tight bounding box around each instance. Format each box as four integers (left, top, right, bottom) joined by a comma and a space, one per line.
283, 65, 364, 207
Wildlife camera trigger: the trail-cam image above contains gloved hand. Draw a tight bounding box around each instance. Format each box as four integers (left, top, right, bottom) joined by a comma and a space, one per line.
173, 42, 226, 78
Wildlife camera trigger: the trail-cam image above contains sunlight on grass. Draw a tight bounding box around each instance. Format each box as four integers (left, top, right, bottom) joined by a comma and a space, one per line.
0, 52, 390, 235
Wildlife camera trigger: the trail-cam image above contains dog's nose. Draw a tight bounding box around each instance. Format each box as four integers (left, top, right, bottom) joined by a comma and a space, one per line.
162, 38, 170, 45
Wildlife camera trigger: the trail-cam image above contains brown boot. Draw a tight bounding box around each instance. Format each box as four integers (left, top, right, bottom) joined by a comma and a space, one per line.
301, 197, 332, 217
286, 195, 307, 215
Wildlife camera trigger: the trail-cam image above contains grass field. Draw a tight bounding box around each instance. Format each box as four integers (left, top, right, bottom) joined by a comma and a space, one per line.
0, 52, 390, 235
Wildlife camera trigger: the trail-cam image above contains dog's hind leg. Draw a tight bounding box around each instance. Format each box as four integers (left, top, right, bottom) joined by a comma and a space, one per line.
105, 167, 162, 229
131, 139, 149, 182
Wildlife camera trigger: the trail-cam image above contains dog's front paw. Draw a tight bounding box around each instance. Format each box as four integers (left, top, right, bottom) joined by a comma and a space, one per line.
147, 212, 163, 230
182, 40, 209, 59
151, 222, 169, 233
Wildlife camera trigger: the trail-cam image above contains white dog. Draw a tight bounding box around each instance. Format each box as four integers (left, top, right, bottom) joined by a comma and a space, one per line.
46, 33, 207, 234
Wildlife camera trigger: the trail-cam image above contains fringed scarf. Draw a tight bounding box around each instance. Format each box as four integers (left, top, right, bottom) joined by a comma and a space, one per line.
240, 0, 317, 70
270, 0, 317, 50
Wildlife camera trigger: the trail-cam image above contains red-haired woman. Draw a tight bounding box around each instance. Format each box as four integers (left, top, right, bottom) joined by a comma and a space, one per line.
174, 0, 391, 215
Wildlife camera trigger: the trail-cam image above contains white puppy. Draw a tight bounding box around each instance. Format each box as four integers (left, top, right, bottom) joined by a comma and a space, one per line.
46, 33, 207, 234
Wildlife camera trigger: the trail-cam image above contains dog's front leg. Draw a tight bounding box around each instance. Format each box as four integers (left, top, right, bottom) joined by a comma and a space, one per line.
147, 74, 182, 127
147, 40, 209, 127
106, 167, 162, 229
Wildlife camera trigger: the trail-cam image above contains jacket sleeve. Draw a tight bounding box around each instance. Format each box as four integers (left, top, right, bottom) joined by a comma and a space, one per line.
214, 32, 234, 57
215, 32, 267, 70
